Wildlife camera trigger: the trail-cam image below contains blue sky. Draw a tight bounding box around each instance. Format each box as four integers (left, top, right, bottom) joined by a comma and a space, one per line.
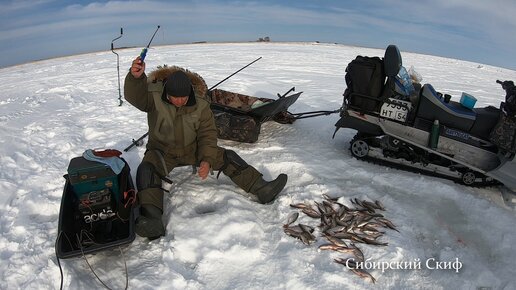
1, 0, 515, 69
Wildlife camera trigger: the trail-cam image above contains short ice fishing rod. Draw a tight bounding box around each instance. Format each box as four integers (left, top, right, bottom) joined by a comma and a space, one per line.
140, 25, 160, 61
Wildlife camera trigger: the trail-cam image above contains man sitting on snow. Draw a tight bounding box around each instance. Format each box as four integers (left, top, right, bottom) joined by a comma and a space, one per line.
124, 56, 288, 240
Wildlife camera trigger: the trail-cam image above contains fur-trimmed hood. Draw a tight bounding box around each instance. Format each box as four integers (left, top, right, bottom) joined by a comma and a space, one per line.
147, 65, 208, 99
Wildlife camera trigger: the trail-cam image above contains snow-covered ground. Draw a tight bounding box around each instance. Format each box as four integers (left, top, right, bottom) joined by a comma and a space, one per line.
1, 42, 516, 289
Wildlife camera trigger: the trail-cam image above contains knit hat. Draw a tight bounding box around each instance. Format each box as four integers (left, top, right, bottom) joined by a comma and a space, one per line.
165, 71, 192, 97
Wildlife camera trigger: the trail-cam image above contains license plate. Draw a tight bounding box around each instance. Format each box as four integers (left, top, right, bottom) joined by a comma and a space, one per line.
380, 98, 412, 122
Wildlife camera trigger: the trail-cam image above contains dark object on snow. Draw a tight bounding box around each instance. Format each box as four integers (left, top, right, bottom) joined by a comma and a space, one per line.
490, 111, 516, 154
208, 87, 301, 143
497, 80, 516, 117
56, 157, 136, 259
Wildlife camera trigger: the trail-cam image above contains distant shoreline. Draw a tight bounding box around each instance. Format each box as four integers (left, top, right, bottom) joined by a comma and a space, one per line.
1, 41, 515, 73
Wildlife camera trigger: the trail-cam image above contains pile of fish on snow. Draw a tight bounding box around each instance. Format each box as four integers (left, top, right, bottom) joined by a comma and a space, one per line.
284, 195, 399, 283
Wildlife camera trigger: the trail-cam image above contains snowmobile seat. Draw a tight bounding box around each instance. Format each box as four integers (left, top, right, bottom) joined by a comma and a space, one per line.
416, 84, 476, 132
384, 45, 402, 78
471, 105, 500, 140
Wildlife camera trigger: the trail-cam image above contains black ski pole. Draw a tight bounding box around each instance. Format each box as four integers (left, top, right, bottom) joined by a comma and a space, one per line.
111, 27, 123, 106
124, 132, 149, 152
207, 57, 262, 91
139, 25, 160, 62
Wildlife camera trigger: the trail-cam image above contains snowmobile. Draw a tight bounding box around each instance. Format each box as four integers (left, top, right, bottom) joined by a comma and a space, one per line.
333, 45, 516, 194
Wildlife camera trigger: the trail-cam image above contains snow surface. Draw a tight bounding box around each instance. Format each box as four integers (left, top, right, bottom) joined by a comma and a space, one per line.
1, 42, 516, 290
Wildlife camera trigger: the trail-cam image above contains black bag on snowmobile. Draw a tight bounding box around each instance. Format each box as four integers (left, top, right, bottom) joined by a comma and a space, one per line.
56, 153, 136, 259
343, 56, 386, 112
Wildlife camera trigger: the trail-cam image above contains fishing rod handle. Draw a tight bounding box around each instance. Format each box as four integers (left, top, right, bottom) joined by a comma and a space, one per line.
140, 48, 148, 62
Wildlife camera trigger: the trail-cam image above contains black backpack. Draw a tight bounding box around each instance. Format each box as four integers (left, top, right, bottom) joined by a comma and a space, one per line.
346, 56, 385, 98
343, 56, 386, 112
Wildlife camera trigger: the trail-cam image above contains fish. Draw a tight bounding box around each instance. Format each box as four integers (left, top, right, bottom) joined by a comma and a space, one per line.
285, 196, 397, 283
361, 201, 377, 213
283, 227, 301, 237
322, 233, 348, 248
302, 207, 322, 219
334, 258, 376, 284
362, 237, 388, 246
284, 212, 299, 227
348, 243, 365, 262
375, 200, 386, 211
319, 244, 355, 254
299, 223, 315, 234
322, 200, 338, 214
326, 225, 347, 234
337, 204, 350, 218
338, 213, 354, 223
315, 201, 328, 216
331, 231, 366, 244
377, 217, 399, 232
299, 231, 316, 245
318, 243, 345, 251
287, 225, 304, 232
290, 202, 310, 209
284, 226, 315, 245
350, 198, 359, 206
322, 193, 339, 202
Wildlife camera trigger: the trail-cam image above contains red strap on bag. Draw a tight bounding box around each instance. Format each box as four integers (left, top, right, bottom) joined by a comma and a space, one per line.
92, 149, 123, 158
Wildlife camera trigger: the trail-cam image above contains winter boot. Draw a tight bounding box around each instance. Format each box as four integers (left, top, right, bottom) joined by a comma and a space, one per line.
221, 149, 288, 204
135, 161, 167, 240
249, 174, 288, 204
135, 204, 165, 240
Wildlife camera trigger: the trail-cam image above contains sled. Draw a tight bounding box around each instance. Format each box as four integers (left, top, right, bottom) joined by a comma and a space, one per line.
208, 87, 301, 142
55, 159, 136, 259
334, 45, 516, 195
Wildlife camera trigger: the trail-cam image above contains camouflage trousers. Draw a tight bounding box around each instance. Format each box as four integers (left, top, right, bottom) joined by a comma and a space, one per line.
136, 147, 262, 211
490, 113, 516, 154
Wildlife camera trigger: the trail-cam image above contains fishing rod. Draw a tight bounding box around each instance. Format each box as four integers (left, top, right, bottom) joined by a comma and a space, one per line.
208, 56, 262, 91
124, 57, 263, 152
139, 25, 160, 62
124, 132, 148, 152
111, 27, 123, 106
